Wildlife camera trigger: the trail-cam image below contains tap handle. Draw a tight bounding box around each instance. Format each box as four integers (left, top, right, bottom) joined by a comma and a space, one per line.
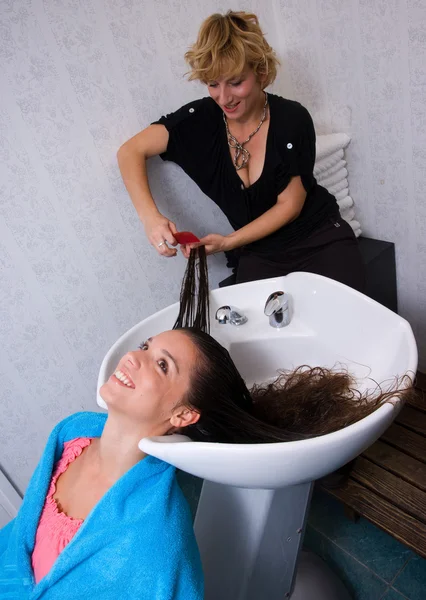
215, 305, 248, 326
264, 291, 288, 316
215, 305, 232, 324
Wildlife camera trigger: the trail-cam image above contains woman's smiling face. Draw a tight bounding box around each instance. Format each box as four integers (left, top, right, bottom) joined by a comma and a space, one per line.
207, 68, 264, 120
99, 330, 199, 435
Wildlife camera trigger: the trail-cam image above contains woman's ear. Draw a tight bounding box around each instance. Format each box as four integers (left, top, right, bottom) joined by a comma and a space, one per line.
170, 406, 200, 429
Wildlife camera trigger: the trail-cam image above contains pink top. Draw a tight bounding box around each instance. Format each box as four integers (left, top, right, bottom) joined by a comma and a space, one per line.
31, 437, 93, 584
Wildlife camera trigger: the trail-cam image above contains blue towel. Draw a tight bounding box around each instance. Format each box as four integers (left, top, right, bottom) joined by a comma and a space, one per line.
0, 411, 203, 599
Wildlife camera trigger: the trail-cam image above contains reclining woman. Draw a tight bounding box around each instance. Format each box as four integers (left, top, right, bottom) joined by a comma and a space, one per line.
0, 327, 409, 599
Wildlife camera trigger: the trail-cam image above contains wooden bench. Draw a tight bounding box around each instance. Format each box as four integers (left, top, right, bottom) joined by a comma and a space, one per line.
320, 377, 426, 559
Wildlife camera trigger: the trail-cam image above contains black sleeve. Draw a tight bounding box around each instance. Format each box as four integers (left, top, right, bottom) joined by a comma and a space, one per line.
276, 103, 316, 195
151, 98, 209, 164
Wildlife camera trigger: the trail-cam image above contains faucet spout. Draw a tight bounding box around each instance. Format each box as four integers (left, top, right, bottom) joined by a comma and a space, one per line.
264, 291, 291, 328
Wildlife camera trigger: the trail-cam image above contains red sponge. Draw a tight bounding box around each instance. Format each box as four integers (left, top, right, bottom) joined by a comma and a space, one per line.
174, 231, 200, 244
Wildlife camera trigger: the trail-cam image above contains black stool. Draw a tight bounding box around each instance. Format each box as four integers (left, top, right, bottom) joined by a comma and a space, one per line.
219, 237, 398, 313
357, 237, 397, 312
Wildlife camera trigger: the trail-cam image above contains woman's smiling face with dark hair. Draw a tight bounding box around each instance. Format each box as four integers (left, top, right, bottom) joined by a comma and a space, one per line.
100, 330, 200, 436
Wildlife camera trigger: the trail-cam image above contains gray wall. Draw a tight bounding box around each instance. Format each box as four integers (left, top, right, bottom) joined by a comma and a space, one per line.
1, 0, 425, 493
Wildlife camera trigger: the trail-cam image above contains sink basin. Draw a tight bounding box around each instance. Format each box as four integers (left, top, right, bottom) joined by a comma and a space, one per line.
97, 272, 417, 489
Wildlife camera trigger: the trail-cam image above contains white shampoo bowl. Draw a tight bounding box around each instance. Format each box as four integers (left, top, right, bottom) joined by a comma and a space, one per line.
97, 272, 417, 600
97, 272, 416, 488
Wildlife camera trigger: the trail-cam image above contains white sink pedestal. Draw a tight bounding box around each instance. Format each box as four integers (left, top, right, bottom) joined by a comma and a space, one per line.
194, 481, 350, 600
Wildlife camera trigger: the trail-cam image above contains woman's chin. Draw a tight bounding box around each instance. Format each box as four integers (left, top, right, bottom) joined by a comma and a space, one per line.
99, 382, 119, 406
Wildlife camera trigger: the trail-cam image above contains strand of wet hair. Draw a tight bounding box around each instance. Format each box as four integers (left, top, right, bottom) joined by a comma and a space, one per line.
173, 247, 210, 332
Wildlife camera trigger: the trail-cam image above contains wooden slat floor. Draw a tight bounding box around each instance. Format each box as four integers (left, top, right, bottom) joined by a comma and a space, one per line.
321, 387, 426, 558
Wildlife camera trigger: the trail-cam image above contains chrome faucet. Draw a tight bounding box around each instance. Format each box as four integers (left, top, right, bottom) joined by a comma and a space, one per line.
215, 305, 248, 326
264, 291, 291, 328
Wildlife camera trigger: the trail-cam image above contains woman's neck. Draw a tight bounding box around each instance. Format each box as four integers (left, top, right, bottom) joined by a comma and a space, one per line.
89, 415, 149, 485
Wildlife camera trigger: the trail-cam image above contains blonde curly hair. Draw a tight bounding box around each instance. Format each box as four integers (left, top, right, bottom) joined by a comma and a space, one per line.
184, 11, 280, 88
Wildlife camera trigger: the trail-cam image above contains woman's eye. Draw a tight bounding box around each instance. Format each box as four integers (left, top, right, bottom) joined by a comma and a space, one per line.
231, 81, 242, 86
208, 83, 218, 88
138, 343, 148, 350
158, 359, 168, 374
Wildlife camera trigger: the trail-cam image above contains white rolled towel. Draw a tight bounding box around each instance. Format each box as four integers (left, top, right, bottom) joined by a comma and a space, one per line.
337, 195, 353, 211
316, 159, 346, 181
318, 167, 348, 189
348, 220, 362, 237
335, 187, 349, 201
314, 149, 345, 176
328, 179, 348, 196
340, 207, 355, 223
316, 133, 351, 162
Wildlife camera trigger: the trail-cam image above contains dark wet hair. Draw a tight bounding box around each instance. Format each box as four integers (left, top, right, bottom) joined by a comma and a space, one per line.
173, 247, 210, 332
173, 249, 413, 443
179, 327, 412, 443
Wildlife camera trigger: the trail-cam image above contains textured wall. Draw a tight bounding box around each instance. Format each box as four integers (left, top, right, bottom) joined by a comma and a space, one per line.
1, 0, 425, 494
274, 0, 426, 368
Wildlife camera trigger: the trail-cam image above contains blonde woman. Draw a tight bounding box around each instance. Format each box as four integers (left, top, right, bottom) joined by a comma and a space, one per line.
118, 11, 365, 290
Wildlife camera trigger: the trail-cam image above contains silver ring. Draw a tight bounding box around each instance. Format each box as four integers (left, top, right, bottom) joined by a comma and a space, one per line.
157, 240, 165, 248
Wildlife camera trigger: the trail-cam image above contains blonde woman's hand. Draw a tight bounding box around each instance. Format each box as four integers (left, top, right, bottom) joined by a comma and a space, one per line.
144, 213, 178, 257
181, 233, 232, 258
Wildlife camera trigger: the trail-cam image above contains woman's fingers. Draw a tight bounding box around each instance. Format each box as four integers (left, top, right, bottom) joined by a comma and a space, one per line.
180, 244, 191, 259
164, 221, 178, 247
155, 226, 177, 257
178, 233, 229, 258
168, 221, 178, 244
157, 240, 177, 257
145, 216, 178, 257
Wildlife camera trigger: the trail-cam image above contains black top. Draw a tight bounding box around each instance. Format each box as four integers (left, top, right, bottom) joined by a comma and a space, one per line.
153, 93, 339, 257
